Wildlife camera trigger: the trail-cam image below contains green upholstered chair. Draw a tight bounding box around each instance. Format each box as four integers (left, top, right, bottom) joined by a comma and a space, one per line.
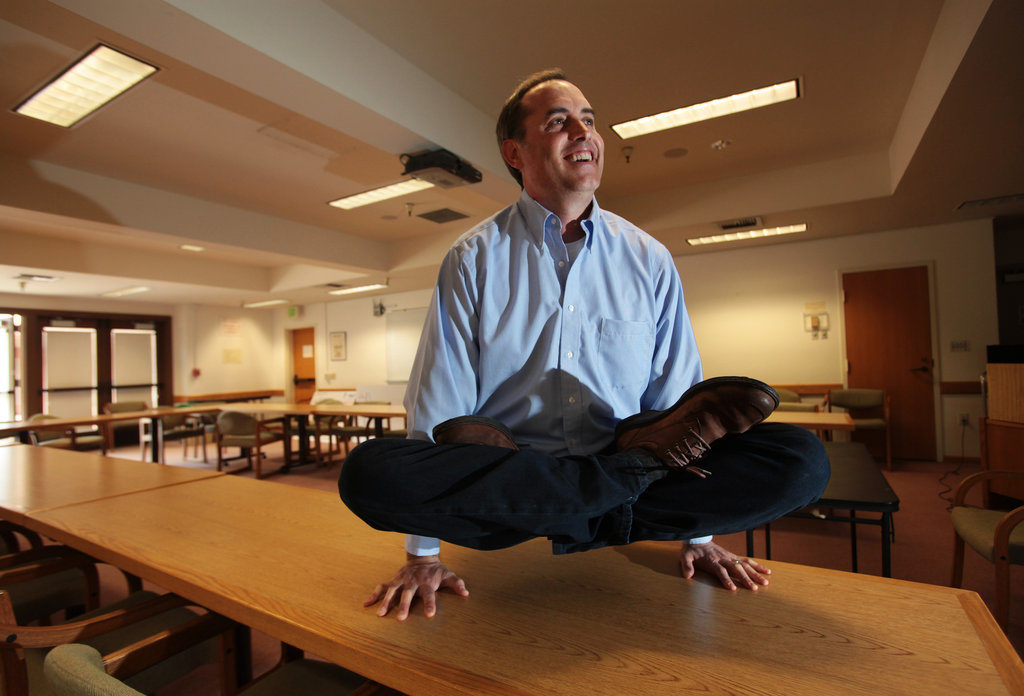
772, 388, 818, 413
951, 469, 1024, 629
2, 588, 241, 696
138, 408, 208, 464
215, 411, 288, 479
102, 401, 149, 450
824, 388, 892, 469
26, 415, 106, 455
44, 639, 397, 696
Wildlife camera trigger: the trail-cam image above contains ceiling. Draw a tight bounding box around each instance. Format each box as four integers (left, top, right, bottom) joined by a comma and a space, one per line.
0, 0, 1022, 309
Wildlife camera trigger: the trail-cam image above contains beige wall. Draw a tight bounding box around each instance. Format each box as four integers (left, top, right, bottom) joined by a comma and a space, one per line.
677, 217, 996, 458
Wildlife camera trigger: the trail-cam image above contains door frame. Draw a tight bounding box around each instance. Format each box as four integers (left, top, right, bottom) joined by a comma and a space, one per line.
284, 325, 317, 404
835, 261, 944, 461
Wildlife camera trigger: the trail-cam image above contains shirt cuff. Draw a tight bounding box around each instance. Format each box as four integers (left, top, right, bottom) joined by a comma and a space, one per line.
404, 534, 441, 556
686, 535, 713, 545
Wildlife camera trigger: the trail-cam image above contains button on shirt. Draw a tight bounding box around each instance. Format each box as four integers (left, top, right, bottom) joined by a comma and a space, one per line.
403, 190, 704, 555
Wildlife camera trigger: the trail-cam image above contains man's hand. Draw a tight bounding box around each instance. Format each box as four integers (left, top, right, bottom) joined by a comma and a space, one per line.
679, 540, 770, 591
364, 553, 469, 620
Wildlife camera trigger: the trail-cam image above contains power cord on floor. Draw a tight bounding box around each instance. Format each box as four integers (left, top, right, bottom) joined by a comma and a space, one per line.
937, 418, 967, 511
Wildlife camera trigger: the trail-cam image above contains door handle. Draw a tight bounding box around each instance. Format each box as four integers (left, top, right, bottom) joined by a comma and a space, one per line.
910, 366, 929, 373
293, 376, 316, 385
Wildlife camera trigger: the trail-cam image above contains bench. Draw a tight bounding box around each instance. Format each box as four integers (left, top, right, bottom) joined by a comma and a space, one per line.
746, 441, 900, 576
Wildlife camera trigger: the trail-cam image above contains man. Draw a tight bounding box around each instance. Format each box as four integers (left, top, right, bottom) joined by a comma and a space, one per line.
339, 69, 829, 621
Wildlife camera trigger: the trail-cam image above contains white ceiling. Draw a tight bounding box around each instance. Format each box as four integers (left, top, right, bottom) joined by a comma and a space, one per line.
0, 0, 1022, 309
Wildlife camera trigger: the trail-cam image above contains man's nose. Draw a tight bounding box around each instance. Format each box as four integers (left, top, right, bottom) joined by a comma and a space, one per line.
567, 117, 592, 140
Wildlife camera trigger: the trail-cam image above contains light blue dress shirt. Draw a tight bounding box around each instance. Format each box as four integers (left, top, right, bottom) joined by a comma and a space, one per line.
403, 191, 707, 555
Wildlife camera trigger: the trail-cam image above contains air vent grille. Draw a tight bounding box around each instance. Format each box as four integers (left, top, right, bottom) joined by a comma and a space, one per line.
717, 216, 762, 231
956, 193, 1024, 210
418, 208, 469, 224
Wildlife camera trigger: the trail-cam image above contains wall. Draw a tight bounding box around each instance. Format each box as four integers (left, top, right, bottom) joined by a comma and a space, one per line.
277, 289, 433, 398
676, 218, 997, 458
173, 304, 281, 397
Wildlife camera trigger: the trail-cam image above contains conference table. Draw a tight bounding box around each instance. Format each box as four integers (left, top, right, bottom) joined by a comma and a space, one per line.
1, 444, 1021, 696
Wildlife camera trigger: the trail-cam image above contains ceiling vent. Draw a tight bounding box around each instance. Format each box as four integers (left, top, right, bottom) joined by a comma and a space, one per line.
956, 193, 1024, 210
717, 216, 762, 231
418, 208, 469, 224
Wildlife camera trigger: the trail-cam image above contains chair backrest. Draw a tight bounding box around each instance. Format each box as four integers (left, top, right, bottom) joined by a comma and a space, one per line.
774, 388, 801, 403
216, 411, 256, 436
827, 388, 884, 410
45, 643, 143, 696
27, 413, 67, 443
103, 401, 148, 415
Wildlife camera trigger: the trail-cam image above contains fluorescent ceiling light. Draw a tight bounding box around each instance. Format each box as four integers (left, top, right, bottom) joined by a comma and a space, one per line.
612, 80, 799, 139
242, 299, 289, 308
687, 223, 807, 246
328, 179, 433, 210
101, 285, 150, 297
327, 283, 388, 296
15, 45, 157, 128
179, 244, 205, 252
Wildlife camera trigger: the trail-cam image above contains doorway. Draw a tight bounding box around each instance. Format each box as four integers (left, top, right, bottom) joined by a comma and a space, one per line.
842, 265, 937, 461
291, 327, 316, 404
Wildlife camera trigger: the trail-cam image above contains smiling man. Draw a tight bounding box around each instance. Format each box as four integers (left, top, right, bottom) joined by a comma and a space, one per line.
339, 69, 829, 621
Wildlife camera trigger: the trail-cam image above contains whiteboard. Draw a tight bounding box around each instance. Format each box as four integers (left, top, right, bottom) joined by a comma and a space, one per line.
385, 308, 427, 383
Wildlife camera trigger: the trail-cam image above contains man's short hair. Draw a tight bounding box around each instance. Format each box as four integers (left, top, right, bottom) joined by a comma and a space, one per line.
495, 68, 567, 187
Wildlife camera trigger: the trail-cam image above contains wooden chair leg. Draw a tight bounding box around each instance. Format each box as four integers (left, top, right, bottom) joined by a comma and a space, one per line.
994, 558, 1010, 629
253, 442, 262, 479
951, 534, 965, 587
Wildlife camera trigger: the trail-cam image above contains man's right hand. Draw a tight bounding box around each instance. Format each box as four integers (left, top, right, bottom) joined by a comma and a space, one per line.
364, 553, 469, 621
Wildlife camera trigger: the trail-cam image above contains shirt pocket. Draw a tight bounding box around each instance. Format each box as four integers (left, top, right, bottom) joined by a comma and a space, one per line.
597, 318, 655, 393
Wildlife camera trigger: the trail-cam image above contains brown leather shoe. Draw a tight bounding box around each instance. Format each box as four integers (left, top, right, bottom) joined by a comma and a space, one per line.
433, 415, 518, 450
614, 376, 778, 471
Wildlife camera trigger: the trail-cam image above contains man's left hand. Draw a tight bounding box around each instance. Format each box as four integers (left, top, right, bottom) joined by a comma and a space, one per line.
679, 540, 770, 591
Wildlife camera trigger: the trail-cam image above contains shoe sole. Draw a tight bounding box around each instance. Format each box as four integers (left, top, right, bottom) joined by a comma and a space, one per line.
432, 415, 516, 443
614, 376, 780, 439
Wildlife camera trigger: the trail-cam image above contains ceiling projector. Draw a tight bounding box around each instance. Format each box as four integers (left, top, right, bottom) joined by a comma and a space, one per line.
401, 149, 482, 188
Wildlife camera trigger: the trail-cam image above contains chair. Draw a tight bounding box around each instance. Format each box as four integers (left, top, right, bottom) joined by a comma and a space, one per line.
138, 409, 208, 464
26, 415, 106, 455
328, 401, 388, 459
772, 388, 818, 412
823, 388, 891, 469
2, 586, 242, 696
950, 469, 1024, 629
44, 641, 400, 696
308, 399, 342, 466
102, 402, 149, 450
215, 411, 288, 479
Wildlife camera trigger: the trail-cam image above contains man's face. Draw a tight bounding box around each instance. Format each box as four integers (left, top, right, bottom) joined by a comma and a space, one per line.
502, 80, 604, 207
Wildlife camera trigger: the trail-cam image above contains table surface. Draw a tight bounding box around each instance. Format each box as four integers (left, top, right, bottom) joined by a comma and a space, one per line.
0, 405, 224, 437
18, 471, 1023, 696
0, 444, 222, 523
226, 402, 407, 418
765, 410, 854, 430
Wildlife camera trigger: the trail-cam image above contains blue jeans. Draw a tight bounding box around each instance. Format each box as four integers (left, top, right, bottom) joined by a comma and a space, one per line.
338, 423, 829, 554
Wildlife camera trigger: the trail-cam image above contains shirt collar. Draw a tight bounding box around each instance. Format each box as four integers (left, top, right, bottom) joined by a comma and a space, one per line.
515, 190, 601, 251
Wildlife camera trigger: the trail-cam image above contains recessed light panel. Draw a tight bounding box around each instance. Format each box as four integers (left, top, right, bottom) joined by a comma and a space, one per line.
612, 80, 799, 139
328, 180, 433, 210
15, 45, 157, 128
687, 223, 807, 246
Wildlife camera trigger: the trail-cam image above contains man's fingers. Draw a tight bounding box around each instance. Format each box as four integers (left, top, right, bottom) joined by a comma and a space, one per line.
420, 586, 438, 618
377, 584, 400, 617
364, 583, 387, 607
441, 574, 469, 596
395, 587, 418, 622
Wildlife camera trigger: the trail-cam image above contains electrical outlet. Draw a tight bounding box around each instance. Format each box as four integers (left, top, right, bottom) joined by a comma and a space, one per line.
959, 413, 971, 426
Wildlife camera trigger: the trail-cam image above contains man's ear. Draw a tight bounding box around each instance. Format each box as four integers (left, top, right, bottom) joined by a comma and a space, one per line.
500, 139, 522, 171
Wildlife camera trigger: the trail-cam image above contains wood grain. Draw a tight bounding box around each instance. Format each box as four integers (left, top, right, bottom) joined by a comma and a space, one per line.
19, 474, 1022, 696
0, 445, 221, 523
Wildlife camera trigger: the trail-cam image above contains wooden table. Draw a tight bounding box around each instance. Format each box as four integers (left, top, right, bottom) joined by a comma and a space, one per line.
0, 405, 223, 463
226, 403, 407, 470
15, 471, 1023, 696
0, 444, 221, 524
766, 410, 854, 430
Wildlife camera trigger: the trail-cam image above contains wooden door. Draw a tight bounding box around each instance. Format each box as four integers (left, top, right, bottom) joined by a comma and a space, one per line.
843, 266, 936, 461
291, 328, 316, 405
